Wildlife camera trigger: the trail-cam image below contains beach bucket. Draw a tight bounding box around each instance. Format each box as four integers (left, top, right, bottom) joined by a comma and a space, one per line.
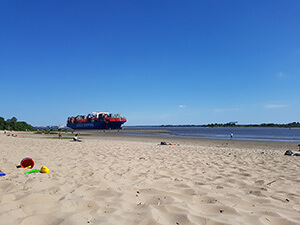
20, 158, 35, 169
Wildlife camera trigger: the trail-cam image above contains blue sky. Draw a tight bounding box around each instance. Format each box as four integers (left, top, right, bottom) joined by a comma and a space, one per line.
1, 0, 299, 126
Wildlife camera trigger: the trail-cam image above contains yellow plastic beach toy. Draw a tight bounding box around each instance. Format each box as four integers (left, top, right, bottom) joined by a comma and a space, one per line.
40, 166, 50, 173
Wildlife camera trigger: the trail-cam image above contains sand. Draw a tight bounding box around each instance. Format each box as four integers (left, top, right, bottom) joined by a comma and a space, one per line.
0, 131, 299, 225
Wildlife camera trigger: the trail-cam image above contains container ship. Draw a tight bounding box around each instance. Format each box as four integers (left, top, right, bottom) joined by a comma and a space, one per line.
67, 111, 127, 129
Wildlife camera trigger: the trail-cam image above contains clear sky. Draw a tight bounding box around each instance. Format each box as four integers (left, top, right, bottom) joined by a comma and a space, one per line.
1, 0, 299, 126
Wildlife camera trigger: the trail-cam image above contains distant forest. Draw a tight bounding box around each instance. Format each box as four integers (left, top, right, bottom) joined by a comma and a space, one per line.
160, 122, 300, 128
205, 122, 300, 128
0, 117, 34, 131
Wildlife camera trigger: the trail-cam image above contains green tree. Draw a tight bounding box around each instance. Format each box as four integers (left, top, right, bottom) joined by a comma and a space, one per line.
7, 117, 17, 123
0, 117, 5, 130
0, 116, 35, 131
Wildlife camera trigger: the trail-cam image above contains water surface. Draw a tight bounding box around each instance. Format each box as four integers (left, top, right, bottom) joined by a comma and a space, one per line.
123, 127, 300, 143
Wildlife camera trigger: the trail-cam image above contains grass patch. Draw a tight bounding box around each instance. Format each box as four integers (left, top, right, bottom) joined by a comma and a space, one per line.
44, 137, 74, 139
34, 131, 58, 135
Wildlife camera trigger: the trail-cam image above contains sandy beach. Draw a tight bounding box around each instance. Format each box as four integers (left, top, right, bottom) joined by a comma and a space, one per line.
0, 131, 299, 225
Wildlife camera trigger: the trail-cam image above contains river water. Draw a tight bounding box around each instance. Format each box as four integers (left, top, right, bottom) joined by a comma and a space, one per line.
123, 127, 300, 143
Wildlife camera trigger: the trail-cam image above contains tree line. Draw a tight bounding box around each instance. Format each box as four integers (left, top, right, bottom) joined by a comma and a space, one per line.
0, 117, 34, 131
159, 122, 300, 128
206, 122, 300, 128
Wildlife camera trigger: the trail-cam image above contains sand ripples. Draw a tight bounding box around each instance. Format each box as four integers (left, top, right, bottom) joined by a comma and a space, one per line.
0, 134, 299, 224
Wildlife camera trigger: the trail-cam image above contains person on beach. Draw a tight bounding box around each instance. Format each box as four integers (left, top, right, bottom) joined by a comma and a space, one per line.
230, 133, 234, 138
73, 134, 78, 141
59, 130, 62, 139
73, 134, 82, 142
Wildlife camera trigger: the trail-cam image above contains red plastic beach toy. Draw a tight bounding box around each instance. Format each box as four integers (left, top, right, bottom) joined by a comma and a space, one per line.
20, 158, 35, 169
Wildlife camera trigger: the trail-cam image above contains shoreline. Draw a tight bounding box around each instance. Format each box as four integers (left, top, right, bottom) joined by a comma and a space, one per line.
5, 130, 299, 152
65, 129, 300, 152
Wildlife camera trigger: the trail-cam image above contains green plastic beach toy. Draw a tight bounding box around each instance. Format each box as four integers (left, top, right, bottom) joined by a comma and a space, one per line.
24, 169, 40, 175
